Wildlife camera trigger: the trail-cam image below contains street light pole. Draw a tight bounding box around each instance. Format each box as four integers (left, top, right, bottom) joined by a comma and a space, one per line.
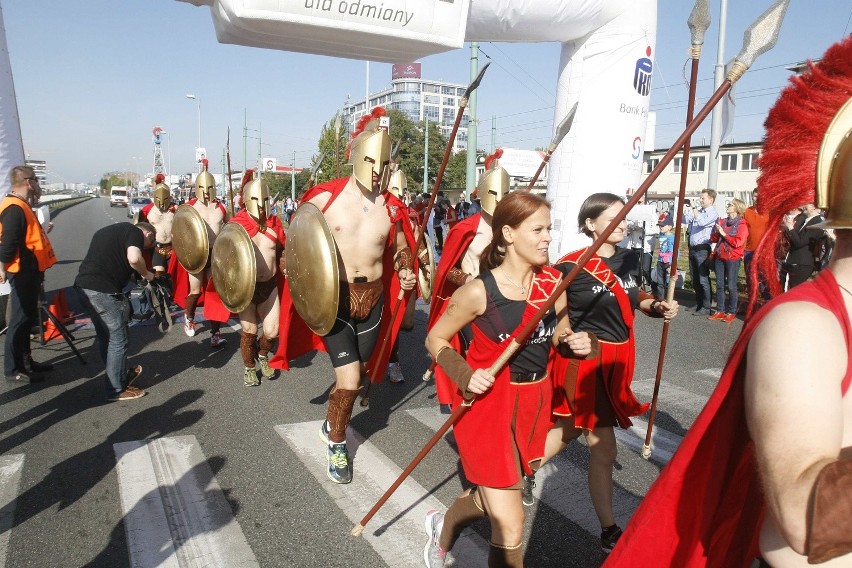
186, 93, 202, 170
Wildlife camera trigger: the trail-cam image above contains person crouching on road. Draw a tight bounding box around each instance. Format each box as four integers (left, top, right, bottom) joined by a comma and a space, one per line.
75, 222, 157, 401
423, 191, 573, 568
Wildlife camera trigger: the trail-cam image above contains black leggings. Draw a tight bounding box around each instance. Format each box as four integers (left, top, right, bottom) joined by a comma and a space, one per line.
322, 293, 384, 368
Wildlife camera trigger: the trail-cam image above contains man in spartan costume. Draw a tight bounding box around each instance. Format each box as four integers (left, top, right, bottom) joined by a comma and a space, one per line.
138, 173, 176, 276
605, 36, 852, 568
168, 160, 231, 348
272, 107, 417, 484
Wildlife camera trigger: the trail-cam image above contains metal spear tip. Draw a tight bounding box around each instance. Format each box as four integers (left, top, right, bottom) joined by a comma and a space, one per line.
734, 0, 790, 69
687, 0, 711, 45
549, 102, 578, 150
464, 61, 492, 98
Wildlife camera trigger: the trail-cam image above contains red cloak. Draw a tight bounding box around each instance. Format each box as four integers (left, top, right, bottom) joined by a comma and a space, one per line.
551, 248, 648, 429
604, 270, 852, 568
452, 266, 562, 487
427, 213, 481, 405
270, 178, 412, 383
167, 199, 232, 323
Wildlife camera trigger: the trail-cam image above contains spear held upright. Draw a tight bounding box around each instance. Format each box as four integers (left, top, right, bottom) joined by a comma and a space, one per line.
642, 0, 709, 460
526, 103, 577, 192
351, 0, 789, 535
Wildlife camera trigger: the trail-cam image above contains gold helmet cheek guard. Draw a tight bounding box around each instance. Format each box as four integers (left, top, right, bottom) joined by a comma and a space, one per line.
244, 179, 270, 227
389, 170, 407, 198
349, 128, 391, 190
195, 171, 216, 204
154, 183, 171, 211
477, 167, 510, 216
817, 97, 852, 229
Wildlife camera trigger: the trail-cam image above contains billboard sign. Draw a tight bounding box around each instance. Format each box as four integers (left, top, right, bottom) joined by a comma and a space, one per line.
392, 62, 422, 80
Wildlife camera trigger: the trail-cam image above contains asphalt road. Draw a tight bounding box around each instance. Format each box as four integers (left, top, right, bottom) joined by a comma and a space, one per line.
0, 197, 743, 568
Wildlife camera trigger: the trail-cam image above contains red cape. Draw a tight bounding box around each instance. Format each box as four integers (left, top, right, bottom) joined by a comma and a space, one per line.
270, 178, 412, 383
427, 213, 481, 405
167, 199, 232, 323
605, 270, 852, 568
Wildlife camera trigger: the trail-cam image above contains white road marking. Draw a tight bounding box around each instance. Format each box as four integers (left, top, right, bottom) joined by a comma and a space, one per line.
0, 455, 24, 568
275, 421, 489, 568
114, 435, 259, 568
631, 377, 712, 412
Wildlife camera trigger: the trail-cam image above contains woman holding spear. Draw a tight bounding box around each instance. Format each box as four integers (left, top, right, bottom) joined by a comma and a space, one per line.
423, 191, 585, 568
545, 193, 679, 554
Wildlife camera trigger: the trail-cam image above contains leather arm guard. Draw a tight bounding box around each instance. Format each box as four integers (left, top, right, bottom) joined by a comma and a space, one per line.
278, 250, 286, 276
436, 346, 474, 395
394, 246, 413, 272
807, 456, 852, 563
446, 267, 471, 287
417, 241, 429, 262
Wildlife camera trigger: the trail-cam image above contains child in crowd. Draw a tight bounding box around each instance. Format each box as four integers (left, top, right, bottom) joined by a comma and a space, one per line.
655, 214, 675, 299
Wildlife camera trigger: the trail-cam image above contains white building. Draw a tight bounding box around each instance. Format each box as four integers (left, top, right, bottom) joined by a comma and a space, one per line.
640, 141, 761, 212
343, 62, 470, 153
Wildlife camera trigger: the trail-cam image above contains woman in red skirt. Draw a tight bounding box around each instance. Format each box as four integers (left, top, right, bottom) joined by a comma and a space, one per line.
545, 192, 679, 554
423, 191, 582, 567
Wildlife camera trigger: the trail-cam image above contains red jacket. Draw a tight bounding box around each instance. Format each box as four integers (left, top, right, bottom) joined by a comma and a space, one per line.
710, 215, 749, 261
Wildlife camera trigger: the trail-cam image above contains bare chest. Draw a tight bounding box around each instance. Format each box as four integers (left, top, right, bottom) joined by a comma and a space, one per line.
193, 203, 225, 233
325, 193, 391, 249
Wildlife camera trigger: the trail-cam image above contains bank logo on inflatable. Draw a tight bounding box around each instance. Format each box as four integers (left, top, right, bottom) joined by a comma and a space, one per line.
633, 47, 653, 96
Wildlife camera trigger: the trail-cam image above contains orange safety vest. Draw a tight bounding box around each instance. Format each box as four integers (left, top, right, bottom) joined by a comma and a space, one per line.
0, 195, 57, 273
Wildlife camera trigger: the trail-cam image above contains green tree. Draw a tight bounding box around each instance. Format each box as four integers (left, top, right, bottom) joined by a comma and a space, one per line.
313, 112, 351, 185
443, 149, 467, 190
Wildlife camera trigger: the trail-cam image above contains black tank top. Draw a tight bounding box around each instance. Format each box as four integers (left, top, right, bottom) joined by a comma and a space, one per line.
473, 270, 557, 375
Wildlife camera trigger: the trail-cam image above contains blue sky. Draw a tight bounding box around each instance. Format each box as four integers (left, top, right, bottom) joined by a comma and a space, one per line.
4, 0, 851, 184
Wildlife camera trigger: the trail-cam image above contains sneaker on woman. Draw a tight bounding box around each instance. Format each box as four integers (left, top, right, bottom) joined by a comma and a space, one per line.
423, 510, 446, 568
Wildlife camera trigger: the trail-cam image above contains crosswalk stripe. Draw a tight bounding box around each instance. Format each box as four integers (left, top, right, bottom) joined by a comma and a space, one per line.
613, 416, 680, 465
114, 435, 259, 568
275, 421, 489, 568
631, 376, 713, 413
0, 455, 24, 568
406, 408, 647, 537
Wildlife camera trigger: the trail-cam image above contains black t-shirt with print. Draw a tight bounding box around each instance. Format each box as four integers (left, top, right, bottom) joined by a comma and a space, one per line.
75, 223, 145, 294
556, 247, 640, 343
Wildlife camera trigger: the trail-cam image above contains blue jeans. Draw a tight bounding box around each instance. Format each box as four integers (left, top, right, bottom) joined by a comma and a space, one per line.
688, 246, 713, 310
655, 262, 671, 298
79, 288, 130, 395
714, 258, 741, 314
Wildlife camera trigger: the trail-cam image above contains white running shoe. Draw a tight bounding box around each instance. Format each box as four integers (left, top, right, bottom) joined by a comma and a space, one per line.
184, 319, 197, 337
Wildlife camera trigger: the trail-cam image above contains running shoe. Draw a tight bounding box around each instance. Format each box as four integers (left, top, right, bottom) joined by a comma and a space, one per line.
423, 510, 446, 568
326, 442, 352, 484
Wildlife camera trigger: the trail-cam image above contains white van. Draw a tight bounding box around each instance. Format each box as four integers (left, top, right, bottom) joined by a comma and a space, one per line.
110, 187, 129, 207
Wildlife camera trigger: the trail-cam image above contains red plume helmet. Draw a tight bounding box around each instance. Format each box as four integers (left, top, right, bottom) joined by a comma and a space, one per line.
484, 148, 503, 170
241, 168, 256, 191
154, 173, 165, 184
201, 158, 209, 170
750, 36, 852, 314
347, 107, 387, 159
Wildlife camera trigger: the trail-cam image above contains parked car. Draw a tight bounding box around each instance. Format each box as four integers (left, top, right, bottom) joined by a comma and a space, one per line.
128, 197, 153, 219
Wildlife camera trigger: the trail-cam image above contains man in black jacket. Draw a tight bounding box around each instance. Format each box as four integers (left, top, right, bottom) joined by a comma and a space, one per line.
781, 203, 825, 290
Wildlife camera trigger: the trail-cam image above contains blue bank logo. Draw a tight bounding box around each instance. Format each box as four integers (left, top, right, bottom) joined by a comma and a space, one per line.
633, 46, 653, 96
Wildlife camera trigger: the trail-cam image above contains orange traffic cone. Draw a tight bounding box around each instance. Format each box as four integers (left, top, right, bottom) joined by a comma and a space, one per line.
43, 302, 62, 341
54, 289, 71, 323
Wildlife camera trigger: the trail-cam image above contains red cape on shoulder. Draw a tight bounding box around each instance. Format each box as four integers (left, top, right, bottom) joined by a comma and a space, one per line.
605, 270, 852, 568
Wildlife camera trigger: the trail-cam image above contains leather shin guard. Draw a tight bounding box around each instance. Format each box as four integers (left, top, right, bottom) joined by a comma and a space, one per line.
389, 340, 399, 364
487, 541, 524, 568
258, 334, 275, 357
439, 489, 487, 553
185, 293, 201, 320
240, 332, 258, 368
325, 387, 360, 444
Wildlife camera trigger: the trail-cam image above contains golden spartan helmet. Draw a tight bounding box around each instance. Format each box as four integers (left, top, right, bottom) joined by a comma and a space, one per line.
817, 97, 852, 229
477, 164, 510, 217
348, 115, 391, 190
194, 161, 216, 204
243, 177, 270, 228
153, 183, 171, 211
388, 169, 407, 198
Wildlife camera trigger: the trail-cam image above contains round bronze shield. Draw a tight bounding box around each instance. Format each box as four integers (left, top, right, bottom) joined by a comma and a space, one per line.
211, 223, 256, 313
418, 234, 437, 304
286, 202, 339, 336
172, 204, 209, 275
